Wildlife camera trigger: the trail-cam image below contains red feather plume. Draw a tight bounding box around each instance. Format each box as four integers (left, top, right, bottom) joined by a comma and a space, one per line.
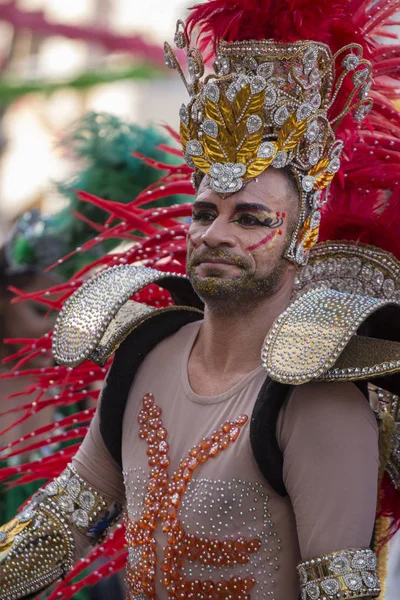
2, 0, 400, 592
186, 0, 400, 56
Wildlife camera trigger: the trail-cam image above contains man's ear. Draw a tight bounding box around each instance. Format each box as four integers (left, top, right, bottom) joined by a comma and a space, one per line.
281, 256, 299, 281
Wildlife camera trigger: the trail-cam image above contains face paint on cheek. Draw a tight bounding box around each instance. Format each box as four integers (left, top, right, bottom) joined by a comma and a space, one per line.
244, 211, 286, 251
187, 233, 200, 248
245, 229, 281, 252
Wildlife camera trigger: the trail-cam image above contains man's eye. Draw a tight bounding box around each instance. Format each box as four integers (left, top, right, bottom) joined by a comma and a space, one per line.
192, 211, 215, 222
234, 214, 262, 226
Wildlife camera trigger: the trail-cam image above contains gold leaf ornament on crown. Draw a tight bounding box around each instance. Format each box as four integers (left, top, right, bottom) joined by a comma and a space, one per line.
164, 20, 373, 264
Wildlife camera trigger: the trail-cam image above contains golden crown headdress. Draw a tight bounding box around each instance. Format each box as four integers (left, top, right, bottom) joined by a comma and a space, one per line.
164, 20, 373, 264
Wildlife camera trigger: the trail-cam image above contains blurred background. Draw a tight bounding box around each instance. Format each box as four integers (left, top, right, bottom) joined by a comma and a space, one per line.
0, 2, 195, 598
0, 0, 192, 239
0, 1, 399, 599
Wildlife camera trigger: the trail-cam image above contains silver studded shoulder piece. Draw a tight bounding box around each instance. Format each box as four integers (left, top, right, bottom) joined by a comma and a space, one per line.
52, 265, 203, 367
0, 464, 122, 600
298, 548, 380, 600
262, 286, 400, 384
263, 241, 400, 384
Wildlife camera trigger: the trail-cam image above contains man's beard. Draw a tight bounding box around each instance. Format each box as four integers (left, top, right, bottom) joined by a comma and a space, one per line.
187, 249, 287, 313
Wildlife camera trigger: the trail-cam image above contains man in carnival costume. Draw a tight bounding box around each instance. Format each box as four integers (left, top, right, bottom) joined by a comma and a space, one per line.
2, 1, 400, 599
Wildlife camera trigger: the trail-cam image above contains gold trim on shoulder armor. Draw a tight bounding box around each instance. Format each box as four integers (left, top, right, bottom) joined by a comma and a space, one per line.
370, 385, 400, 491
52, 265, 191, 367
320, 335, 400, 382
298, 548, 380, 599
91, 304, 203, 366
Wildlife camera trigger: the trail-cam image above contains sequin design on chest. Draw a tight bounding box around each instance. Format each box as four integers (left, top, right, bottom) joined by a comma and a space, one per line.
125, 393, 280, 600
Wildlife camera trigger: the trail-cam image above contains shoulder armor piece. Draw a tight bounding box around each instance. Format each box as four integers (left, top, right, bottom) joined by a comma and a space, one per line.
52, 265, 203, 367
262, 286, 400, 384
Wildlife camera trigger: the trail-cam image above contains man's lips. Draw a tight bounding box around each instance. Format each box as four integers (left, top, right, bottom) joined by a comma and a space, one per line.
196, 259, 238, 266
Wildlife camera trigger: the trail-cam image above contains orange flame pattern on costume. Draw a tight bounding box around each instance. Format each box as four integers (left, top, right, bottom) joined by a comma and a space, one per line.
125, 392, 259, 599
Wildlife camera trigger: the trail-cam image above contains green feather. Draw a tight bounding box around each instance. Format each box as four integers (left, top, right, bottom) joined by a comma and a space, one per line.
8, 112, 187, 279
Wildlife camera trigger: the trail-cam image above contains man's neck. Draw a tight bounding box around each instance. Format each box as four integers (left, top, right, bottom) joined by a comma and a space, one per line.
191, 275, 294, 378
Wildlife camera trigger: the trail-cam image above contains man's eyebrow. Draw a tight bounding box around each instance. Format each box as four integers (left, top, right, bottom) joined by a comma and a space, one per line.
192, 201, 217, 210
234, 202, 273, 213
192, 201, 274, 212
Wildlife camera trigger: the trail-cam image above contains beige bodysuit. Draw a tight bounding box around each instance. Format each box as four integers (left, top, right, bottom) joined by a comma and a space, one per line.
73, 321, 379, 600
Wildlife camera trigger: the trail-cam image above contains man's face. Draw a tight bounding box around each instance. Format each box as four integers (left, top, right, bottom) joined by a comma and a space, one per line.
186, 168, 299, 310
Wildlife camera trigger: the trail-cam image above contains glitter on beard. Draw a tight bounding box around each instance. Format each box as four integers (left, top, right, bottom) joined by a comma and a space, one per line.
187, 249, 287, 313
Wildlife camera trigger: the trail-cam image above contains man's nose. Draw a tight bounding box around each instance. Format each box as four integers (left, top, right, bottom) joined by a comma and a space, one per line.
200, 216, 236, 248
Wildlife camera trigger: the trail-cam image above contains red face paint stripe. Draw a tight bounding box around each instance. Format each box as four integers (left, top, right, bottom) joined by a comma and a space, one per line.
245, 230, 276, 252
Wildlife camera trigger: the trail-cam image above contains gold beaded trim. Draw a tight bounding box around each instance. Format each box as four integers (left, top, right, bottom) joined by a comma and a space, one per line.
0, 465, 122, 600
298, 548, 380, 599
89, 299, 154, 365
0, 492, 74, 600
40, 464, 122, 541
318, 336, 400, 382
0, 506, 73, 600
369, 384, 400, 490
262, 286, 400, 384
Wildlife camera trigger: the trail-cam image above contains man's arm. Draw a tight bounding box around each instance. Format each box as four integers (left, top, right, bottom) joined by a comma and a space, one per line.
0, 403, 125, 599
278, 381, 380, 599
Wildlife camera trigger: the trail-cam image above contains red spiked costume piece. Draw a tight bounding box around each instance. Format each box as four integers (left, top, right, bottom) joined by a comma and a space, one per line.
1, 0, 400, 598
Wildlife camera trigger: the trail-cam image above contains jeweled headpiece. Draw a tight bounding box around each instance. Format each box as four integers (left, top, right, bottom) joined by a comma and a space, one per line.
164, 0, 374, 264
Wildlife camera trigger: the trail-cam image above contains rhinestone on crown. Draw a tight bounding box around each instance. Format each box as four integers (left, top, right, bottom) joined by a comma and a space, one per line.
164, 21, 373, 264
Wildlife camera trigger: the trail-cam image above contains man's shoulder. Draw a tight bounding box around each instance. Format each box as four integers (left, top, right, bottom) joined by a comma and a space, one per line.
276, 380, 379, 458
287, 380, 374, 424
292, 380, 366, 401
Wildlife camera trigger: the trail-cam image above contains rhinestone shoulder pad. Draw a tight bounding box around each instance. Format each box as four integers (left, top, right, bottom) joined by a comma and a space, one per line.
52, 265, 189, 367
262, 287, 400, 384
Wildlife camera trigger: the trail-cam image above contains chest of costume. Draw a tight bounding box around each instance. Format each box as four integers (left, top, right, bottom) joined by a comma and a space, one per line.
120, 341, 300, 600
51, 262, 400, 600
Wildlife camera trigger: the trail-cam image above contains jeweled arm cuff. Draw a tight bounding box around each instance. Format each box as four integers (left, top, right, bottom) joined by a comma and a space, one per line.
297, 548, 380, 600
0, 464, 123, 600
